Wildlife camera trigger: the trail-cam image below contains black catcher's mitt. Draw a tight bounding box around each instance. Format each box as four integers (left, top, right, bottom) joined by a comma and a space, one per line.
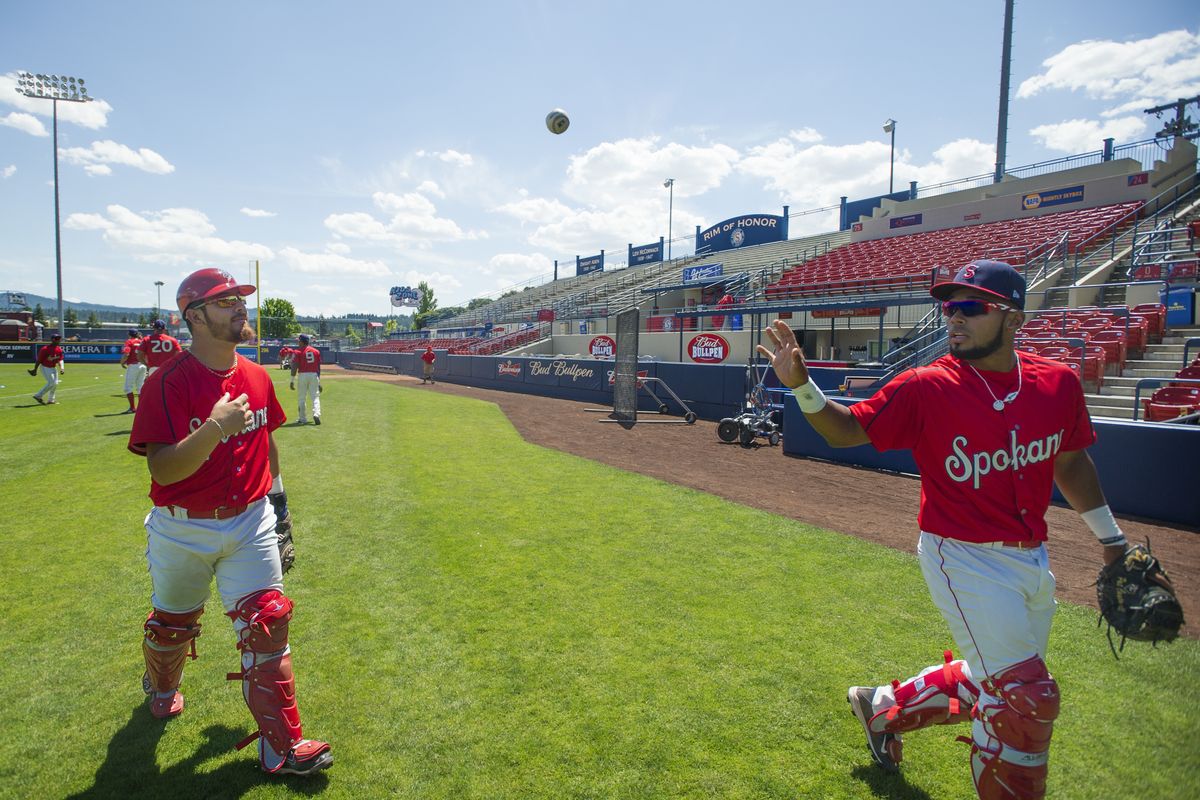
269, 491, 296, 574
1097, 540, 1184, 655
28, 367, 38, 377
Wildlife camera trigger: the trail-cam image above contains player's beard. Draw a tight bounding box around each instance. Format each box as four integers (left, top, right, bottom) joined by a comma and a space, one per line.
201, 309, 254, 344
949, 322, 1005, 361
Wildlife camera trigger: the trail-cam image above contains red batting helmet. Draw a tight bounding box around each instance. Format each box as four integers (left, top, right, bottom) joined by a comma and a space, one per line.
176, 268, 256, 315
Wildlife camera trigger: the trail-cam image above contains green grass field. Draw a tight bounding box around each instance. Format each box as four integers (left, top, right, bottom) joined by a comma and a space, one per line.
0, 362, 1196, 800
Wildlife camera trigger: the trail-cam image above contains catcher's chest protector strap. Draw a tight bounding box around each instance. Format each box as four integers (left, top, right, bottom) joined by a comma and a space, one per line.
143, 608, 203, 693
225, 591, 302, 766
872, 650, 979, 735
971, 656, 1060, 800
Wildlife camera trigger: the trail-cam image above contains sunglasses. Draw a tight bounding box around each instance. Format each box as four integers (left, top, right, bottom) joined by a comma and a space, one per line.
941, 299, 1008, 318
195, 294, 247, 309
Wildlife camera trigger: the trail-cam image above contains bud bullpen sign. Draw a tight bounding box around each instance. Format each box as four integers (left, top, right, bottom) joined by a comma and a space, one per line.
589, 335, 616, 357
688, 333, 729, 363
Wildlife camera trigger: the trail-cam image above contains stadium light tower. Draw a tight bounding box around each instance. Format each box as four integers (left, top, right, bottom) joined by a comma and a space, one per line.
15, 72, 93, 339
882, 119, 897, 194
663, 178, 675, 259
154, 280, 165, 320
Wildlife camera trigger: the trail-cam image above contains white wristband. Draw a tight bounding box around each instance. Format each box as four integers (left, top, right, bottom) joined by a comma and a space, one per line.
1080, 505, 1126, 547
271, 475, 283, 494
791, 381, 828, 414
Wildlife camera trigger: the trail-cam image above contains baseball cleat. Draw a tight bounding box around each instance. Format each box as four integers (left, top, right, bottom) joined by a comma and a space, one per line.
149, 690, 185, 719
273, 740, 333, 776
34, 395, 45, 404
848, 686, 901, 772
122, 408, 136, 414
313, 415, 321, 425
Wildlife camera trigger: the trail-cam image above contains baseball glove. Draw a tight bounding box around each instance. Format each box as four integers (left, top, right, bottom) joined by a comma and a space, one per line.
1096, 539, 1184, 656
268, 491, 296, 574
28, 367, 38, 377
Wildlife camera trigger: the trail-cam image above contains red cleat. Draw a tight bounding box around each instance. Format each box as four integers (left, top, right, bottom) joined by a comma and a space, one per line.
149, 690, 185, 719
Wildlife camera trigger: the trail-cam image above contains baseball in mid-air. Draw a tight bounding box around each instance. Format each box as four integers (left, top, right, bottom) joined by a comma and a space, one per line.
545, 108, 570, 135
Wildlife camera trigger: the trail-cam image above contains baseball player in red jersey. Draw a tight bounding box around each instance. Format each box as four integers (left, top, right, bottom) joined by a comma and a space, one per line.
420, 345, 436, 384
278, 346, 293, 370
121, 328, 147, 413
289, 334, 322, 424
137, 319, 182, 375
31, 333, 65, 404
759, 261, 1127, 800
128, 267, 332, 777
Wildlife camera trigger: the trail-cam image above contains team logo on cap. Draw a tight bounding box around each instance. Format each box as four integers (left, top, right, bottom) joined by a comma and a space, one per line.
962, 265, 977, 279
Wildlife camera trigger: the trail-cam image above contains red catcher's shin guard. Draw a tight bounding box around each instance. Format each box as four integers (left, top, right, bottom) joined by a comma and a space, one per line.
970, 656, 1060, 800
142, 607, 203, 693
871, 650, 980, 736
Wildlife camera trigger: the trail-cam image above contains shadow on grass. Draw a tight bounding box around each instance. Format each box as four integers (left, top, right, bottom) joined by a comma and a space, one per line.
103, 429, 133, 437
67, 704, 330, 799
850, 764, 934, 800
94, 411, 135, 418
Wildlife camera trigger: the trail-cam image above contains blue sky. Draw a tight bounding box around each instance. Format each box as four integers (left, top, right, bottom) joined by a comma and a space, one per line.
1, 1, 1196, 316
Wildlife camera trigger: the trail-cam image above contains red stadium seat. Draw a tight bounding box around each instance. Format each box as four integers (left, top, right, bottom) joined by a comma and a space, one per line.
1142, 387, 1200, 422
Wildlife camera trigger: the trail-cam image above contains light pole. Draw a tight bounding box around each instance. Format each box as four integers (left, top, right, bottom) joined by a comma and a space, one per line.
663, 178, 675, 260
154, 280, 165, 322
15, 72, 93, 339
882, 119, 897, 194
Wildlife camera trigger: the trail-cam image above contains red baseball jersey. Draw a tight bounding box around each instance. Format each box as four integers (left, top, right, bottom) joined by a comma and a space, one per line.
279, 347, 292, 358
848, 352, 1095, 543
129, 352, 286, 510
121, 336, 143, 367
293, 345, 321, 373
37, 344, 64, 367
139, 333, 182, 368
420, 349, 435, 365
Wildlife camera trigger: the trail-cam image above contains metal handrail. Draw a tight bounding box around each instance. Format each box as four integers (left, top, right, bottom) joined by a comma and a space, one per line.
1132, 376, 1200, 421
1184, 337, 1200, 367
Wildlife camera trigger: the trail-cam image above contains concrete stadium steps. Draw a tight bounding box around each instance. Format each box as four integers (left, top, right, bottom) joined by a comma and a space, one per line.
1084, 327, 1200, 419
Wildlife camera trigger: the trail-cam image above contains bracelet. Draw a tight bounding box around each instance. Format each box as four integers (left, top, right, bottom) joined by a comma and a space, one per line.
791, 381, 828, 414
1080, 505, 1127, 547
206, 416, 228, 439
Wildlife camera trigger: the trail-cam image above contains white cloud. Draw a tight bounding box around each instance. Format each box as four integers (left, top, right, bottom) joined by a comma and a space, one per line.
325, 242, 351, 255
392, 269, 463, 298
416, 180, 444, 198
241, 207, 277, 218
1028, 117, 1149, 153
0, 73, 113, 129
1, 111, 47, 136
324, 190, 471, 247
2, 165, 14, 179
437, 149, 473, 167
481, 252, 554, 286
565, 136, 739, 206
493, 195, 573, 224
84, 164, 112, 177
63, 205, 273, 265
59, 140, 174, 175
277, 246, 391, 277
1017, 30, 1200, 110
789, 127, 823, 144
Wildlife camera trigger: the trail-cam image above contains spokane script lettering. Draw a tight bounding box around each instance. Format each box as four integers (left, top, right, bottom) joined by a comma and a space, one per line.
944, 429, 1064, 490
528, 361, 595, 381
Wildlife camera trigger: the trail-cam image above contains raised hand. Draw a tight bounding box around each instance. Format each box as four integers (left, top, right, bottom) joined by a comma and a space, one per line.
209, 391, 252, 437
755, 319, 811, 389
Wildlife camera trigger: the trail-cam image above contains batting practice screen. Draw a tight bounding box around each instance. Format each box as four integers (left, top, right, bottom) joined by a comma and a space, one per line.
613, 308, 640, 422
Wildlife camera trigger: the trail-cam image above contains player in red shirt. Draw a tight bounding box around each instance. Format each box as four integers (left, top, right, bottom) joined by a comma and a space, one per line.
129, 267, 332, 777
289, 334, 322, 424
137, 319, 182, 375
420, 344, 436, 384
278, 345, 293, 370
120, 328, 147, 413
31, 333, 65, 404
758, 261, 1126, 800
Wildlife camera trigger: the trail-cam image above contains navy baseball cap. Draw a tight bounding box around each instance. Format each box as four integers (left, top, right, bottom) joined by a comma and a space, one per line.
930, 260, 1026, 310
298, 333, 310, 342
127, 328, 139, 336
153, 319, 166, 329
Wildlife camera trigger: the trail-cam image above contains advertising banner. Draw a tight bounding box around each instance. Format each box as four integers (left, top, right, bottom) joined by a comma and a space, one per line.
1021, 184, 1084, 211
687, 333, 730, 364
889, 213, 923, 230
682, 263, 723, 283
696, 211, 786, 254
389, 286, 422, 307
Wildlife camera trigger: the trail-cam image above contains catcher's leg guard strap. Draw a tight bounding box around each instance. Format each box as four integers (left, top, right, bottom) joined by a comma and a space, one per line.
870, 650, 979, 735
970, 656, 1059, 800
226, 590, 302, 768
143, 607, 203, 693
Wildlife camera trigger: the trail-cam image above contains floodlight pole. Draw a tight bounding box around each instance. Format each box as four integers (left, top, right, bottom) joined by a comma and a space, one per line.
154, 280, 164, 321
15, 72, 93, 339
664, 178, 675, 259
883, 119, 896, 194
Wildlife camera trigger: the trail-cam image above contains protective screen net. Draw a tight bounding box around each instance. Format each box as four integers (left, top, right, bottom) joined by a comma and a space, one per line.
612, 308, 640, 422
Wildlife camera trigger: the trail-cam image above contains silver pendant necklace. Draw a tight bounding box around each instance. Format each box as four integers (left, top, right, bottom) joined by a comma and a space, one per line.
967, 356, 1022, 412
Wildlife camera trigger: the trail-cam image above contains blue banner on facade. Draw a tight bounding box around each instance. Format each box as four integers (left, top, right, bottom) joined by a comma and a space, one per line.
841, 189, 913, 230
683, 263, 724, 283
629, 240, 663, 266
1022, 185, 1084, 211
889, 212, 924, 230
696, 210, 787, 254
577, 253, 604, 276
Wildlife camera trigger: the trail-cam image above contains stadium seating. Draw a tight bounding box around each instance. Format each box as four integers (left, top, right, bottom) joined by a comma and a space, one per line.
357, 337, 484, 354
1141, 386, 1200, 422
764, 201, 1142, 299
